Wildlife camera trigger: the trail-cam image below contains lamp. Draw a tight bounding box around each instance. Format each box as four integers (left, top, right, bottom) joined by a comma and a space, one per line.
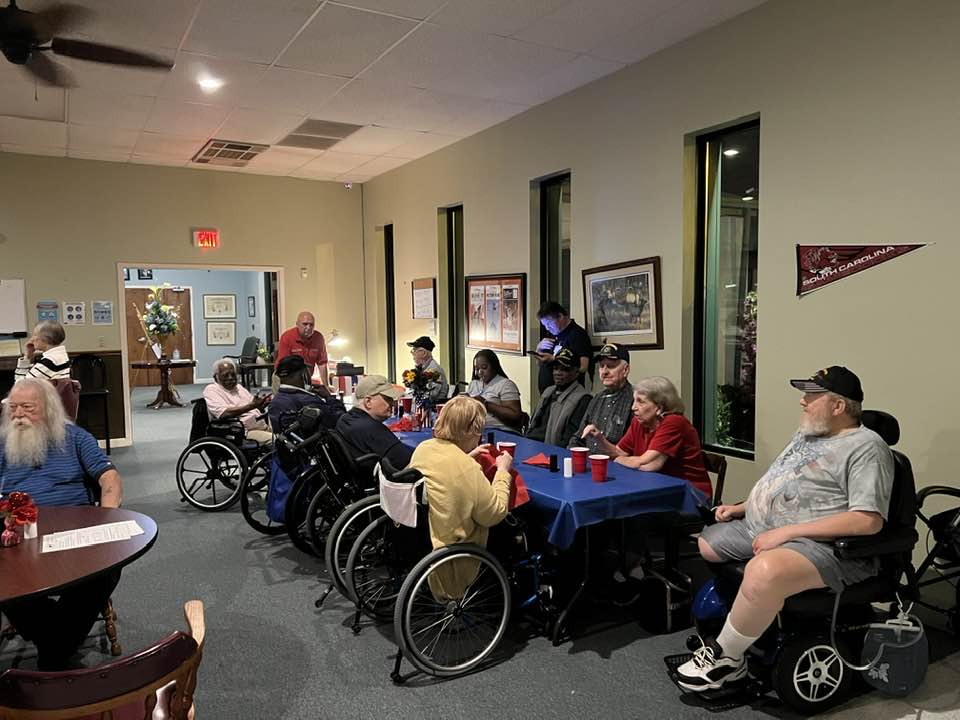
328, 329, 348, 349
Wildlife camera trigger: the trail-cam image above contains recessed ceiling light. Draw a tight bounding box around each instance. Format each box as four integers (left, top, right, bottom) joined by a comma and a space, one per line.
198, 75, 224, 92
742, 195, 754, 201
723, 149, 739, 157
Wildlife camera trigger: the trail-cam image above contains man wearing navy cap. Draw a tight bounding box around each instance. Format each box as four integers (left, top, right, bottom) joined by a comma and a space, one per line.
268, 355, 344, 433
407, 336, 449, 404
677, 365, 894, 692
569, 343, 633, 452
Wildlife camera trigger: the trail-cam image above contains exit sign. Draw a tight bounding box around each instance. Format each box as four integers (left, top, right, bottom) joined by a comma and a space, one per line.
192, 228, 220, 249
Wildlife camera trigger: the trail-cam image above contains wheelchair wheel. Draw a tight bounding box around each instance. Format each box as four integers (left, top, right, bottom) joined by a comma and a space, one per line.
306, 481, 350, 556
394, 544, 511, 677
240, 453, 285, 536
176, 437, 247, 511
284, 469, 328, 557
324, 495, 383, 601
345, 514, 411, 620
772, 633, 854, 714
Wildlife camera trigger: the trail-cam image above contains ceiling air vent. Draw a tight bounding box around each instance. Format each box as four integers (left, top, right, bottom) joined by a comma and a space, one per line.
277, 118, 362, 151
192, 139, 269, 167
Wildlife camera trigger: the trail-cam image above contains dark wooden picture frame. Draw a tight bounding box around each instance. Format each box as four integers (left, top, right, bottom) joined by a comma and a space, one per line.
465, 273, 526, 354
582, 256, 664, 350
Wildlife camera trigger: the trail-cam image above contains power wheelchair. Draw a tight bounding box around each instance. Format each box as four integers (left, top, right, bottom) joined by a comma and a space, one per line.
680, 410, 920, 714
175, 398, 271, 511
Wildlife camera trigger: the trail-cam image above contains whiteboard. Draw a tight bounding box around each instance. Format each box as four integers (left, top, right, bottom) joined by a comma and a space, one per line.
0, 279, 27, 335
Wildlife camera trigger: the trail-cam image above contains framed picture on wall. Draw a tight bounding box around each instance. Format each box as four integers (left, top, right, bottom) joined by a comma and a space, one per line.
465, 273, 526, 354
203, 294, 236, 319
207, 321, 235, 345
137, 268, 153, 280
582, 256, 663, 350
411, 278, 436, 319
247, 296, 256, 317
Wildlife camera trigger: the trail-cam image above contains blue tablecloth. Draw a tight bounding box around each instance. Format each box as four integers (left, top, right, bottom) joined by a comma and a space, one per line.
395, 429, 708, 550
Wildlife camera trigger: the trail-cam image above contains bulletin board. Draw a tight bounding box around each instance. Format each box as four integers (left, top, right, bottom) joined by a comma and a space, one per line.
0, 279, 27, 335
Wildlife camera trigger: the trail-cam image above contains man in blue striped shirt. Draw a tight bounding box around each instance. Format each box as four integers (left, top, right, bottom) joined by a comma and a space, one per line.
0, 378, 124, 669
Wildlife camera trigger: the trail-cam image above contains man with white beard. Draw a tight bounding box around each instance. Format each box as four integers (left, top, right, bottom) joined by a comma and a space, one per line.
0, 378, 124, 669
676, 366, 894, 692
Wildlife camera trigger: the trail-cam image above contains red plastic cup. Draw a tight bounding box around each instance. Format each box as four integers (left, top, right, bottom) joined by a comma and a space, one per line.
497, 441, 516, 457
570, 447, 589, 473
401, 396, 413, 414
589, 454, 610, 482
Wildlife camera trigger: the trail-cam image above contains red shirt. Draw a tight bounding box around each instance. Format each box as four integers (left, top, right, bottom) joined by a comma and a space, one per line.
275, 327, 328, 372
617, 414, 712, 497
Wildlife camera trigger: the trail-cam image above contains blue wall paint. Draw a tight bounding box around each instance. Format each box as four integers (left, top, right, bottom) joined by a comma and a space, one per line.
125, 268, 266, 380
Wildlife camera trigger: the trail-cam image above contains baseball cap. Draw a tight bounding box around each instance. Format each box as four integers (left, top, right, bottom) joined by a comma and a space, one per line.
789, 366, 864, 402
406, 336, 435, 352
276, 355, 307, 377
594, 342, 630, 363
550, 348, 581, 369
355, 374, 404, 400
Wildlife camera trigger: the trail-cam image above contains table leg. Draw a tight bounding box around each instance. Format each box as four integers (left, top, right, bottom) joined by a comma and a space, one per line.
551, 525, 591, 646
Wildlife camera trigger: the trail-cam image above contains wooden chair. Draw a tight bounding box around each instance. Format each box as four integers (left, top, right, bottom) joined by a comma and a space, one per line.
0, 600, 205, 720
49, 378, 81, 424
71, 354, 111, 455
701, 450, 727, 507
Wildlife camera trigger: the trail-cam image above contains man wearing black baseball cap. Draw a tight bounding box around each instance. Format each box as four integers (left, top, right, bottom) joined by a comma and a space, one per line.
676, 364, 895, 693
568, 343, 633, 452
268, 355, 344, 433
407, 336, 449, 404
527, 348, 592, 446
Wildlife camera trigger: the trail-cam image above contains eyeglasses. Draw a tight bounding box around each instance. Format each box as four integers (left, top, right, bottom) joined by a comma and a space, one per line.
378, 394, 397, 406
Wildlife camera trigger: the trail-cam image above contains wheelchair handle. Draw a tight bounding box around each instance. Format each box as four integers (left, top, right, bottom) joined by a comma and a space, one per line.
283, 429, 325, 454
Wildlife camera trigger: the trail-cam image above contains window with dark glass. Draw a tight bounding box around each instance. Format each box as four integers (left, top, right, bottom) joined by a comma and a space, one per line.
694, 122, 759, 457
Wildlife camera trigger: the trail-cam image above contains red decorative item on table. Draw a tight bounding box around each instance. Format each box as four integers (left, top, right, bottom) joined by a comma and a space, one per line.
402, 367, 441, 428
0, 491, 39, 547
473, 447, 530, 509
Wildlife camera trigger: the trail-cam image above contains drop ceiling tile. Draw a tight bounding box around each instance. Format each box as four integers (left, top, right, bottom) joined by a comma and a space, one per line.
183, 0, 321, 64
68, 125, 140, 151
431, 98, 529, 137
334, 173, 372, 183
351, 155, 409, 175
246, 147, 318, 171
278, 4, 418, 78
1, 145, 67, 158
289, 164, 339, 180
216, 108, 305, 144
67, 149, 131, 162
513, 0, 680, 53
134, 132, 204, 157
61, 48, 174, 95
456, 35, 577, 103
309, 79, 416, 127
336, 0, 446, 20
0, 78, 65, 122
429, 0, 569, 36
331, 125, 423, 155
157, 53, 268, 107
67, 88, 154, 130
145, 99, 230, 137
241, 68, 348, 115
386, 131, 460, 159
294, 150, 375, 174
50, 0, 197, 51
0, 117, 66, 147
129, 154, 189, 167
527, 54, 625, 103
378, 88, 493, 132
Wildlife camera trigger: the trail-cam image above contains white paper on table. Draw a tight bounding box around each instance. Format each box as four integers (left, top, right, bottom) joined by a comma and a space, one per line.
40, 520, 144, 553
151, 342, 162, 359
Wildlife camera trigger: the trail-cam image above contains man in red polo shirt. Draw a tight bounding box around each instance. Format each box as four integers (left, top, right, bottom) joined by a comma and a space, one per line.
275, 311, 328, 387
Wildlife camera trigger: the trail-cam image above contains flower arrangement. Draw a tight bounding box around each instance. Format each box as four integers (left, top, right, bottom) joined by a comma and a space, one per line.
256, 343, 271, 361
142, 285, 180, 338
402, 367, 440, 412
0, 491, 38, 546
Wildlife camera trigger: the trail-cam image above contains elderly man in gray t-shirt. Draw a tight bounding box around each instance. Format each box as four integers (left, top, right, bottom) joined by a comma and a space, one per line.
676, 366, 894, 693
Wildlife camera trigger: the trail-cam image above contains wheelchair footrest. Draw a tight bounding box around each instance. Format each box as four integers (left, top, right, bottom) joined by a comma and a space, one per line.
664, 653, 769, 712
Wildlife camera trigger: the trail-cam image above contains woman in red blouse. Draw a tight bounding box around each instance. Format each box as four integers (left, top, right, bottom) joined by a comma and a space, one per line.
583, 376, 711, 499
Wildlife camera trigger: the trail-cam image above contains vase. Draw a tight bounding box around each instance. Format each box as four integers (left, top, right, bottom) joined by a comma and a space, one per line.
23, 521, 37, 540
256, 356, 267, 365
1, 518, 21, 547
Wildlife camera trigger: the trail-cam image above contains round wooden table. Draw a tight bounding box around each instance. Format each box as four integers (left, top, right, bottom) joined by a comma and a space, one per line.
0, 507, 158, 604
130, 359, 197, 409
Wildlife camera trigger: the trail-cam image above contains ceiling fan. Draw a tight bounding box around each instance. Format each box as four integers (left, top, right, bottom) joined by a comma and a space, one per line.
0, 0, 174, 88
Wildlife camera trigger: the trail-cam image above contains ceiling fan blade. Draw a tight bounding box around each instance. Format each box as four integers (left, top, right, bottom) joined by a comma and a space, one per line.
51, 37, 174, 69
29, 3, 93, 41
26, 51, 73, 87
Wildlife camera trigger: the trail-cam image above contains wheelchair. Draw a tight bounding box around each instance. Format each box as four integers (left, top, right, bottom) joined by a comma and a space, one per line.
682, 410, 919, 714
911, 483, 960, 632
175, 398, 271, 511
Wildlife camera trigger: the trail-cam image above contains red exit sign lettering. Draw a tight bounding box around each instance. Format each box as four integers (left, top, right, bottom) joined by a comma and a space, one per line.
193, 229, 220, 248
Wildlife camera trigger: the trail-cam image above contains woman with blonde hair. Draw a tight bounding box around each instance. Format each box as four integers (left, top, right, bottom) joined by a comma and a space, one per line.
584, 376, 711, 497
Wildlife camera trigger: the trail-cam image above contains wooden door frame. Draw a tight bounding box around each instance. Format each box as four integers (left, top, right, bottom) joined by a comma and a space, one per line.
116, 262, 285, 448
124, 284, 196, 387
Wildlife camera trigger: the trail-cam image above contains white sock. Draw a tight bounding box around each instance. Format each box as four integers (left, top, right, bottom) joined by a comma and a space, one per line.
715, 620, 759, 660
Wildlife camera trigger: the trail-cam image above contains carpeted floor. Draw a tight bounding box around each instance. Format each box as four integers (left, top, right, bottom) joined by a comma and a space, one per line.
3, 384, 959, 719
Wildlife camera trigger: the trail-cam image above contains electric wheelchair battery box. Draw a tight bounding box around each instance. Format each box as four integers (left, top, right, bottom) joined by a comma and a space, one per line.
636, 569, 693, 634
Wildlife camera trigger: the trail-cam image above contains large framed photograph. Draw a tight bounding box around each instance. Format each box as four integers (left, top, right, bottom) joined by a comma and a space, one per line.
207, 321, 235, 346
465, 273, 526, 354
582, 256, 663, 350
203, 294, 236, 319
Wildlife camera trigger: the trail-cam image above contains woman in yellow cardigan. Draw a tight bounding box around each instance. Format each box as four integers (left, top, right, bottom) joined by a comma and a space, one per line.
410, 395, 513, 599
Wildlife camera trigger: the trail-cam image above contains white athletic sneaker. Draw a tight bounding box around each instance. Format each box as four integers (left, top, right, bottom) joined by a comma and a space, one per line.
676, 637, 747, 692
